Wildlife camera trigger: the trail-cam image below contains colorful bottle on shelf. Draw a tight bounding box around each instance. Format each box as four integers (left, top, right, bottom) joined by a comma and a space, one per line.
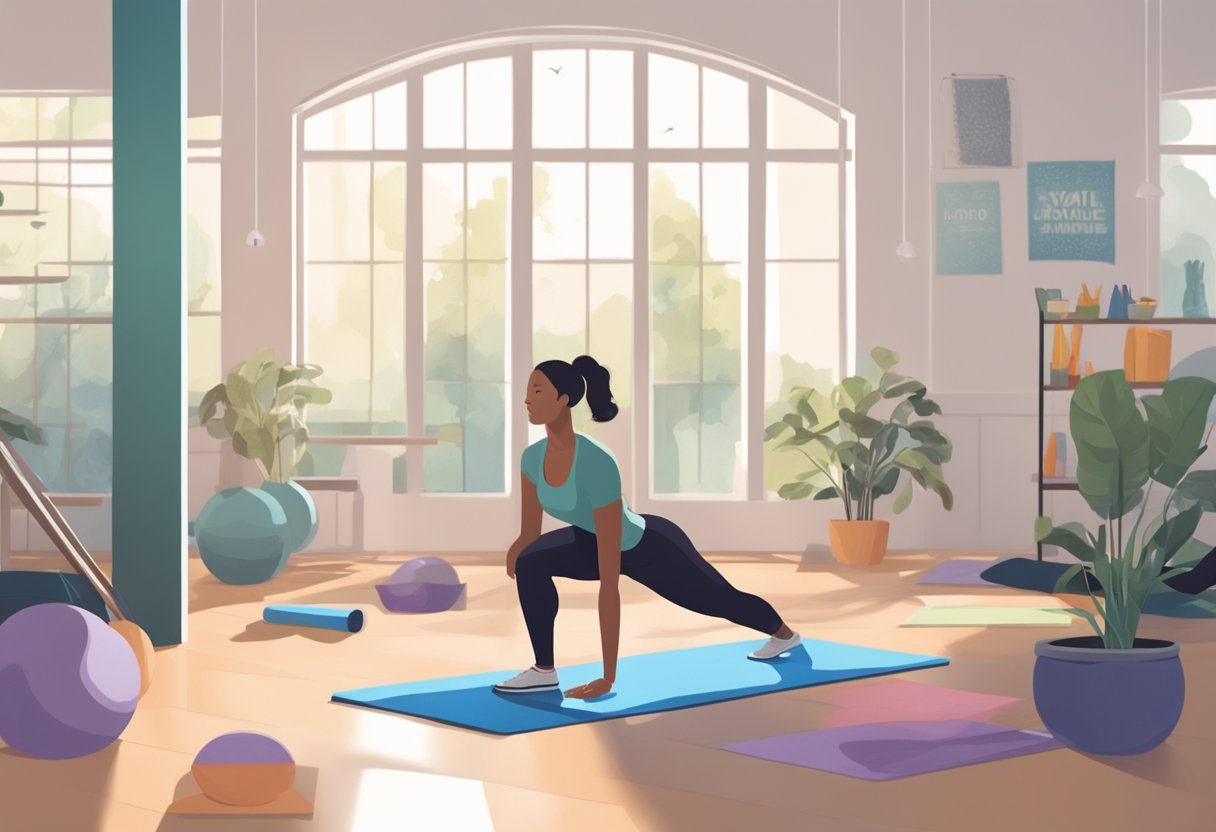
1107, 284, 1132, 319
1043, 433, 1058, 477
1183, 260, 1209, 318
1050, 324, 1070, 387
1067, 325, 1083, 388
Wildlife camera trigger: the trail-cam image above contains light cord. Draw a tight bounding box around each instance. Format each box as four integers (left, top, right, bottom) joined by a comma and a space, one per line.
253, 0, 260, 227
1143, 0, 1150, 181
901, 0, 908, 242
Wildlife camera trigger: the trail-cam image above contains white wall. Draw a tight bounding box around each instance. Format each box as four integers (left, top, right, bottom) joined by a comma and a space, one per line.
5, 0, 1216, 554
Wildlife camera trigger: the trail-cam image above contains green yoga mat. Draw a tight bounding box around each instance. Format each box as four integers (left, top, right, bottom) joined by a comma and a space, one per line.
901, 606, 1079, 627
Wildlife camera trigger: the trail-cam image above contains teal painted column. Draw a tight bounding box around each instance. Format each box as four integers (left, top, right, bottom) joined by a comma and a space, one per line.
112, 0, 187, 646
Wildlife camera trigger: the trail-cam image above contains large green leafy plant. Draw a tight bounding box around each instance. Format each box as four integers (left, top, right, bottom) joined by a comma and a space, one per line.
0, 407, 43, 445
765, 347, 954, 521
1036, 371, 1216, 648
198, 348, 332, 483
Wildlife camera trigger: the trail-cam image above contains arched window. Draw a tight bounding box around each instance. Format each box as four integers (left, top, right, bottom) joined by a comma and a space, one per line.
297, 37, 851, 501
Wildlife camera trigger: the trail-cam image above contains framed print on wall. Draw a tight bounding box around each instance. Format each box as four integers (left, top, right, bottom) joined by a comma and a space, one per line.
935, 181, 1002, 275
1027, 161, 1115, 263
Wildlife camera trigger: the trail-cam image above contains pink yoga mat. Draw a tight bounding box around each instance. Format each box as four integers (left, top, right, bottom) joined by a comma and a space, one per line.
808, 679, 1021, 728
723, 719, 1062, 780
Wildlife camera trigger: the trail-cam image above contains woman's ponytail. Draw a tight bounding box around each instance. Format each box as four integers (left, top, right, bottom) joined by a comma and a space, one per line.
571, 355, 619, 423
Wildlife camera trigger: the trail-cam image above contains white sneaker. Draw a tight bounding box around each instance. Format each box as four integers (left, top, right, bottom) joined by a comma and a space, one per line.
748, 632, 801, 660
493, 665, 560, 694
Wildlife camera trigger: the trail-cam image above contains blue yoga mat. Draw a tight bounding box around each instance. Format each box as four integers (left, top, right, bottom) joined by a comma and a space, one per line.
331, 638, 949, 735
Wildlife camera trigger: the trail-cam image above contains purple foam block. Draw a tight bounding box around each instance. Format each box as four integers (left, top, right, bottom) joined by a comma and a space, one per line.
917, 558, 1012, 586
375, 582, 466, 613
195, 731, 294, 765
723, 719, 1062, 780
387, 557, 460, 586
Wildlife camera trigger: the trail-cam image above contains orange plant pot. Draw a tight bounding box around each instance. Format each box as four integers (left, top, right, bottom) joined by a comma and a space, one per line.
828, 520, 890, 566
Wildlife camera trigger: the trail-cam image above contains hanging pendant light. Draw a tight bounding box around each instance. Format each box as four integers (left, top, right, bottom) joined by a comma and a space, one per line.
246, 0, 265, 245
1137, 0, 1164, 199
896, 0, 916, 258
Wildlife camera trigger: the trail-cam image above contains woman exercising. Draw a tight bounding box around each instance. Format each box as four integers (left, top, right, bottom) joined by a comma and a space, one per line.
495, 355, 800, 699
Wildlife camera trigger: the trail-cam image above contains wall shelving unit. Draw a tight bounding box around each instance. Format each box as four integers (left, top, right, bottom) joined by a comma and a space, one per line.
1035, 309, 1216, 560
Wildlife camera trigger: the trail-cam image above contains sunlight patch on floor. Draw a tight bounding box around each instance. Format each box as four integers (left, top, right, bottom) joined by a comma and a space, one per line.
349, 768, 494, 831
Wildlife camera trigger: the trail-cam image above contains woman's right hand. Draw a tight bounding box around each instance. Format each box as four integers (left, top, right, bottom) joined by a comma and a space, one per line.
506, 542, 522, 579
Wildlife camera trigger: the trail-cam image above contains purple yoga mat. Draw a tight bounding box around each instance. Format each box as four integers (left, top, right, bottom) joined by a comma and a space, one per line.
916, 559, 1012, 586
722, 719, 1062, 780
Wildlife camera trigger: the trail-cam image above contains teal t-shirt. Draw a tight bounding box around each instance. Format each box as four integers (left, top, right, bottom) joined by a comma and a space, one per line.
521, 434, 647, 551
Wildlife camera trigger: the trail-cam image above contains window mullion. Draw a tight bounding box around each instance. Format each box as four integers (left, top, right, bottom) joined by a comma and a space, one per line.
747, 78, 767, 502
511, 46, 534, 493
405, 71, 425, 495
632, 48, 649, 504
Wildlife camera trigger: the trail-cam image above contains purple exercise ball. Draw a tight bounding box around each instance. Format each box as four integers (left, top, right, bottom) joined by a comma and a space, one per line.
0, 603, 140, 759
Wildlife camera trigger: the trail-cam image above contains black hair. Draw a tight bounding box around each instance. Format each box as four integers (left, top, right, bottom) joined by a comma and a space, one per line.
534, 355, 619, 422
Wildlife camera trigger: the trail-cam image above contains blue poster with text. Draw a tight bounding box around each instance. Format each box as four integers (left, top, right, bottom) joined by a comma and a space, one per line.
936, 181, 1002, 275
1027, 161, 1115, 263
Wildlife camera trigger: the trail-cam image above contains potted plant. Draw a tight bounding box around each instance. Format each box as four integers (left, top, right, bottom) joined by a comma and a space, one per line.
765, 347, 953, 565
1033, 370, 1216, 755
196, 349, 332, 582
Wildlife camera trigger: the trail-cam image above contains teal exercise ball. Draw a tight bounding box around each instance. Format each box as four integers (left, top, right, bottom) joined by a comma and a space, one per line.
261, 480, 318, 553
195, 488, 291, 585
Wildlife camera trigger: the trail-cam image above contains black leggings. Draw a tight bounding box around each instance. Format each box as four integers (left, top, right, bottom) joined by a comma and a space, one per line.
514, 514, 784, 667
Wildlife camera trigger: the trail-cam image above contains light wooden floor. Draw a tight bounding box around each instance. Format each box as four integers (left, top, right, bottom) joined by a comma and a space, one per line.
1, 548, 1214, 832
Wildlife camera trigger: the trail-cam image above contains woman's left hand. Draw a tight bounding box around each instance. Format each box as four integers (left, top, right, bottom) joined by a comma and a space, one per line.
564, 677, 613, 699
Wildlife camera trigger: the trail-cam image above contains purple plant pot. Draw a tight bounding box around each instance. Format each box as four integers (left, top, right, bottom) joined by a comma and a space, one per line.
375, 582, 466, 613
1033, 636, 1184, 755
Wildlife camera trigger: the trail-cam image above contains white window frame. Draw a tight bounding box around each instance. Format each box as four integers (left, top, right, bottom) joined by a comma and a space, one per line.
1158, 87, 1216, 304
293, 34, 853, 518
0, 90, 114, 493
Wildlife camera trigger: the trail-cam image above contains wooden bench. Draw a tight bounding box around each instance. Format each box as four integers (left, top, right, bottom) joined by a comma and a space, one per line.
0, 485, 108, 568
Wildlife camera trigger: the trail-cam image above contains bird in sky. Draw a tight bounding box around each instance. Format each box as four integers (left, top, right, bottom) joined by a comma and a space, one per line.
548, 66, 562, 75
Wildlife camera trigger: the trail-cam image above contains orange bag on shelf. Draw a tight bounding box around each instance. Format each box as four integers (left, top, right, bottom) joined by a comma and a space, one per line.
1123, 327, 1172, 383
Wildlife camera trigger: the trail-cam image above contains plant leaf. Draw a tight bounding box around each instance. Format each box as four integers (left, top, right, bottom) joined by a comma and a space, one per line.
839, 408, 883, 439
1142, 377, 1216, 487
812, 487, 840, 501
1146, 504, 1204, 567
910, 396, 943, 417
1171, 470, 1216, 513
871, 346, 899, 371
778, 481, 815, 500
763, 421, 790, 441
840, 376, 872, 409
892, 479, 914, 514
1069, 371, 1150, 520
1034, 515, 1055, 542
0, 407, 46, 445
1035, 521, 1098, 563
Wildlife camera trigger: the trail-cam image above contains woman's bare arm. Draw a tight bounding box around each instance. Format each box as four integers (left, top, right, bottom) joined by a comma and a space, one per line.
564, 501, 621, 698
507, 474, 543, 578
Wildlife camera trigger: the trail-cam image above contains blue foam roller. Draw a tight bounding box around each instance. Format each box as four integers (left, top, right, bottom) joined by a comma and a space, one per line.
263, 605, 364, 633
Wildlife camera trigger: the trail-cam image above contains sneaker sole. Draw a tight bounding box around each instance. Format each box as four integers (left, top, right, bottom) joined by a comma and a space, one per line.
493, 683, 561, 694
747, 640, 802, 660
